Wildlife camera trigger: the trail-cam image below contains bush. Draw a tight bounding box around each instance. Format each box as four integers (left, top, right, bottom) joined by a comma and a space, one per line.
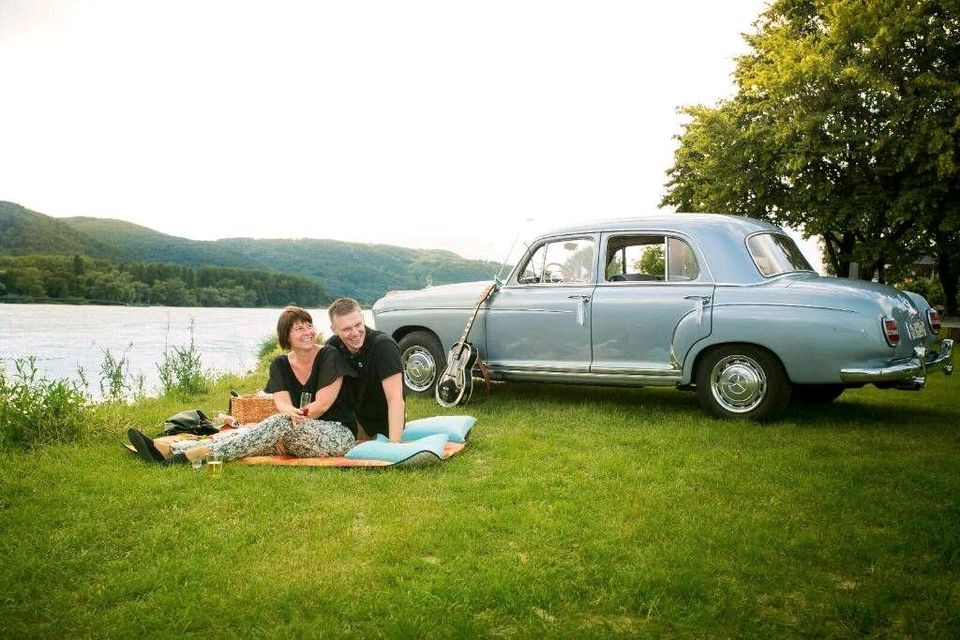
257, 334, 281, 362
0, 356, 90, 449
896, 277, 945, 309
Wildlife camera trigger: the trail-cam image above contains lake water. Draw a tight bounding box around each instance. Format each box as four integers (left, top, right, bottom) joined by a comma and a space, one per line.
0, 304, 373, 398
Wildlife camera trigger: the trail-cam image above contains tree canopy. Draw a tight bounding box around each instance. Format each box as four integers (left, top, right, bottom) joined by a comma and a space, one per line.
662, 0, 959, 313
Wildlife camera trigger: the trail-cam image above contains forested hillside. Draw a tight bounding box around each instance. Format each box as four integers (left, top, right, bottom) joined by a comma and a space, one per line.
0, 202, 119, 259
0, 202, 498, 304
216, 238, 499, 302
62, 216, 264, 270
0, 254, 326, 307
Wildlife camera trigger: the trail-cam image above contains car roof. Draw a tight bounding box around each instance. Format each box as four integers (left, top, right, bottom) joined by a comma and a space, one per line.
538, 213, 782, 237
533, 213, 793, 284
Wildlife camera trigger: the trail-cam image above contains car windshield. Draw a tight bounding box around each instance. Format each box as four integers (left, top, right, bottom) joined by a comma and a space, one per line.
746, 233, 814, 276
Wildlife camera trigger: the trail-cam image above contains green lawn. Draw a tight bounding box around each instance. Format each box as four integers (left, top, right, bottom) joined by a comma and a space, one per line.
1, 372, 958, 638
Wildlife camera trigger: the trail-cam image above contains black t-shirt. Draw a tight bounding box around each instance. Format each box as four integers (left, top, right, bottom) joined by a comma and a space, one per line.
264, 346, 356, 429
327, 327, 403, 437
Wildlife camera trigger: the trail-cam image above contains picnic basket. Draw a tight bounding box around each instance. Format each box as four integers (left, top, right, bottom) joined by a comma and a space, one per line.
229, 394, 276, 425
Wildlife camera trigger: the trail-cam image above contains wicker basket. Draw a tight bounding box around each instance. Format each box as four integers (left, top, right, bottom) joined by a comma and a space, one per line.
229, 394, 276, 425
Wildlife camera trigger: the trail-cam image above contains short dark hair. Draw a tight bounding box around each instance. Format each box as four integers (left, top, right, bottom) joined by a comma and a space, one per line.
328, 297, 361, 323
276, 306, 313, 350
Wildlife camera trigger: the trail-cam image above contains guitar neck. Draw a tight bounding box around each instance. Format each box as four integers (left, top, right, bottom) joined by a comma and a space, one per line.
456, 284, 494, 346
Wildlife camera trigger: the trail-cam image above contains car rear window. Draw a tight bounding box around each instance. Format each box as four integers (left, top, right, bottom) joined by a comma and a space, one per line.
747, 233, 814, 276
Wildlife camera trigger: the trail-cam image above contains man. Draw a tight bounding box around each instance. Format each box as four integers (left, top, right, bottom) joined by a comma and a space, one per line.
327, 297, 405, 442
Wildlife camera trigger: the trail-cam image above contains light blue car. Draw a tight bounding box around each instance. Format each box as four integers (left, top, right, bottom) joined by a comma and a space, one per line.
373, 214, 953, 419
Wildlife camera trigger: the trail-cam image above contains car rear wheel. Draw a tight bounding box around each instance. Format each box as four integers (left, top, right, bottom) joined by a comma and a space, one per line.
696, 345, 791, 420
791, 384, 845, 404
397, 331, 446, 396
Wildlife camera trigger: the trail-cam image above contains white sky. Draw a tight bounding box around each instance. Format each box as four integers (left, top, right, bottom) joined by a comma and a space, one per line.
1, 1, 822, 267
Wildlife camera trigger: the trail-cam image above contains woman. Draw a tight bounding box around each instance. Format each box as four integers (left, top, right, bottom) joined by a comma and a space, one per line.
128, 306, 356, 465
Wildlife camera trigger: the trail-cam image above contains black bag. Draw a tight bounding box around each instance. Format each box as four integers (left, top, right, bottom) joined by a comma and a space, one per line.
162, 409, 218, 436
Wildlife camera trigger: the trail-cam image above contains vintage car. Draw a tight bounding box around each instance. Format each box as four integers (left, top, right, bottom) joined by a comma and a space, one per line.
372, 214, 953, 420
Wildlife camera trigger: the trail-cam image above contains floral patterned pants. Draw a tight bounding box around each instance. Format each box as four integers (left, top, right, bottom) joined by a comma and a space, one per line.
170, 413, 355, 461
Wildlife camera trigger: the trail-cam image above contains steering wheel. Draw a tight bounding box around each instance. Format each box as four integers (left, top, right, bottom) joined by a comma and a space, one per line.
545, 262, 566, 282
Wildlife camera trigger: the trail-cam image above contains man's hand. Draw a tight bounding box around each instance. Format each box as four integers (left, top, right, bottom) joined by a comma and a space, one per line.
382, 373, 405, 442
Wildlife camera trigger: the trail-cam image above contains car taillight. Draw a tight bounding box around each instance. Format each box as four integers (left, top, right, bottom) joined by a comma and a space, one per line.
927, 308, 941, 334
882, 316, 900, 347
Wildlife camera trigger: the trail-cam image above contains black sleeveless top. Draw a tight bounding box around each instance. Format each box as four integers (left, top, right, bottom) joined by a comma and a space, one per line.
264, 346, 356, 429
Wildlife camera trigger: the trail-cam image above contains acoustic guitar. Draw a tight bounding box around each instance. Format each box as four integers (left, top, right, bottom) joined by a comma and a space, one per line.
435, 282, 497, 408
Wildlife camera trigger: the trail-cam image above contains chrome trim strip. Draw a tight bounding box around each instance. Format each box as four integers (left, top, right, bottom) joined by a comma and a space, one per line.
589, 366, 679, 377
486, 367, 682, 386
711, 302, 856, 314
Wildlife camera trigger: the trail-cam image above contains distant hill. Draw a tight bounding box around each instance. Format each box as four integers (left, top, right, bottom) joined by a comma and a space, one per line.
62, 216, 265, 270
0, 202, 498, 301
0, 202, 120, 259
216, 237, 499, 302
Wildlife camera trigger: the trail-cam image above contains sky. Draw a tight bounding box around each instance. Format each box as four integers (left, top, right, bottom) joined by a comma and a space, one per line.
0, 1, 822, 267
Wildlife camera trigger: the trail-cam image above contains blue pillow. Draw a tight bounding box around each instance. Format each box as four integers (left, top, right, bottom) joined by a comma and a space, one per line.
345, 433, 449, 464
402, 415, 476, 443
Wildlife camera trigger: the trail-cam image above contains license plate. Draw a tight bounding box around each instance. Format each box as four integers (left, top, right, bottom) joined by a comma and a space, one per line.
906, 317, 927, 340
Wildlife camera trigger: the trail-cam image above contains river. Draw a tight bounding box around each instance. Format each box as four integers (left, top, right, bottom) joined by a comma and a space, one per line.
0, 304, 373, 398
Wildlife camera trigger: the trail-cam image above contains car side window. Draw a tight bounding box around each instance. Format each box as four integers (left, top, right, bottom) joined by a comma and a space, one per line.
605, 235, 700, 282
666, 236, 700, 281
516, 238, 595, 285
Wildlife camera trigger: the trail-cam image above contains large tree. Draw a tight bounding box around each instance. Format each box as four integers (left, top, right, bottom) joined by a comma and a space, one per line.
662, 0, 960, 313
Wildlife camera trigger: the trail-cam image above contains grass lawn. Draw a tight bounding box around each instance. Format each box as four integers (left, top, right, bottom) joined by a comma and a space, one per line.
1, 371, 958, 637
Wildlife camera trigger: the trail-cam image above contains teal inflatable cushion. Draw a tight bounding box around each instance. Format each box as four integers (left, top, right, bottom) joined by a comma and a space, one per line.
402, 415, 476, 443
345, 433, 449, 464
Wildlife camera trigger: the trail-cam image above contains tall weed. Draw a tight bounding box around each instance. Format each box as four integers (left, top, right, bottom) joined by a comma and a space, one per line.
157, 317, 208, 398
0, 356, 89, 449
97, 344, 147, 402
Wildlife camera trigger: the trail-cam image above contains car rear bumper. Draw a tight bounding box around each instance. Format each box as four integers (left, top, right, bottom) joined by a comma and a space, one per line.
840, 338, 953, 385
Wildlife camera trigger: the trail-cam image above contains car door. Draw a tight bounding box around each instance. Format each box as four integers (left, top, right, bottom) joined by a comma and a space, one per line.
483, 235, 597, 373
590, 233, 713, 377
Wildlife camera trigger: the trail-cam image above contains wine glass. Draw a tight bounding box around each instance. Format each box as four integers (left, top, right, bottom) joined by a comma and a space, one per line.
299, 392, 312, 414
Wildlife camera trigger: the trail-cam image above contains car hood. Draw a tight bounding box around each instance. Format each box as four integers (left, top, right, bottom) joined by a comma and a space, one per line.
373, 280, 495, 313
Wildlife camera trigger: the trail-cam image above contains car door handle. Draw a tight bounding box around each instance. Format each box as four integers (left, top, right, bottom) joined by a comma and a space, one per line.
567, 295, 590, 326
684, 295, 710, 326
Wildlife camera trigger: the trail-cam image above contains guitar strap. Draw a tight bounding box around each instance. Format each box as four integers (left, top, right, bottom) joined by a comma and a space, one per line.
475, 353, 492, 400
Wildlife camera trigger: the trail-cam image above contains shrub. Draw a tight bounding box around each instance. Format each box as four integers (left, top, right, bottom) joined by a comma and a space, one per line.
896, 277, 945, 309
0, 356, 90, 449
257, 334, 281, 362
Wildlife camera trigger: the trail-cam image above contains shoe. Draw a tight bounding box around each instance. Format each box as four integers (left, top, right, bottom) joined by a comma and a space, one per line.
167, 452, 190, 465
127, 428, 167, 464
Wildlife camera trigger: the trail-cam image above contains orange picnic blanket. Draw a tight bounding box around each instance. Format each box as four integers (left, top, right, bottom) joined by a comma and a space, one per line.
149, 432, 466, 468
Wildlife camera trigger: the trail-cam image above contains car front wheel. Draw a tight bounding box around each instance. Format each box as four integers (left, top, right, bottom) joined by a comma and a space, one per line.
397, 331, 446, 396
695, 345, 791, 420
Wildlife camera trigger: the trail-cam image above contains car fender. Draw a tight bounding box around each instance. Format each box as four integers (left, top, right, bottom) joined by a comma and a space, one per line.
681, 302, 879, 384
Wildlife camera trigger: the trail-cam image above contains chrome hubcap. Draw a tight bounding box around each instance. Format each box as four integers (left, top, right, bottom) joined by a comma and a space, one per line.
402, 346, 437, 392
710, 354, 767, 413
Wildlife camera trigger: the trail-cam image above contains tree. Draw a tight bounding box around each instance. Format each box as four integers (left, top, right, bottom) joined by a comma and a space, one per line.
636, 245, 665, 276
150, 278, 194, 306
663, 0, 960, 313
